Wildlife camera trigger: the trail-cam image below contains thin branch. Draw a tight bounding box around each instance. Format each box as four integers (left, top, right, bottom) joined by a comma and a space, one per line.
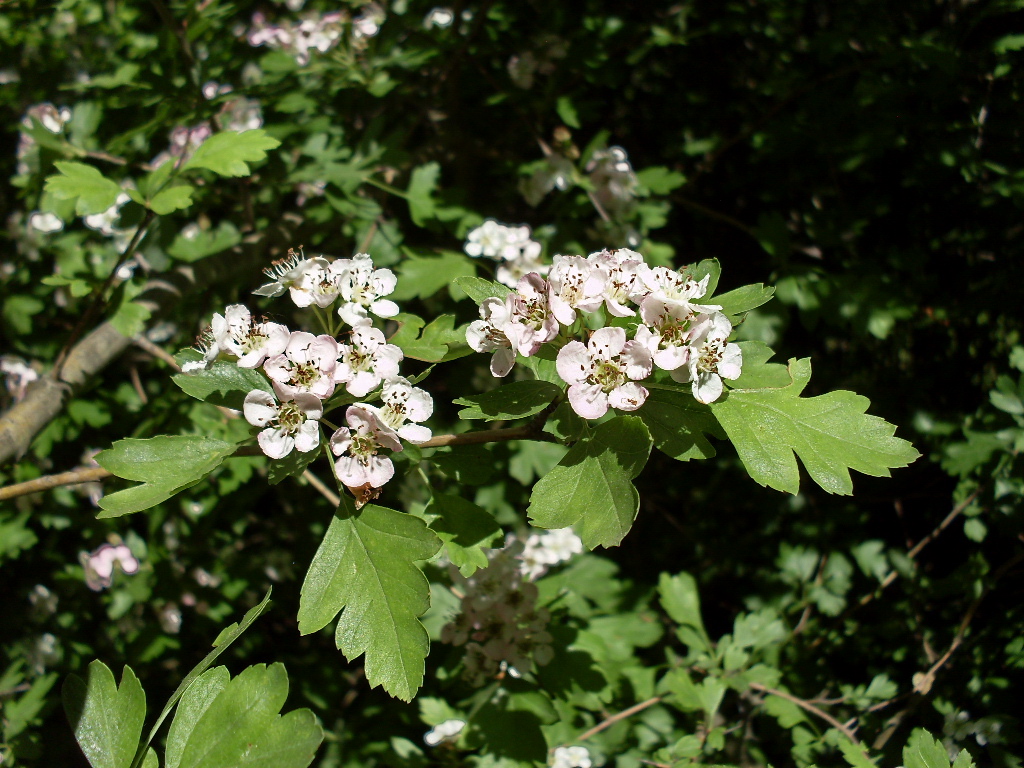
0, 466, 111, 501
301, 468, 340, 507
856, 489, 981, 609
574, 697, 663, 743
749, 682, 870, 761
132, 335, 182, 370
53, 210, 157, 380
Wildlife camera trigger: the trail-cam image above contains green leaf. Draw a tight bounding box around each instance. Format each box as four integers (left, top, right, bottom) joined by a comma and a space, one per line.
139, 591, 272, 760
454, 381, 561, 421
714, 283, 775, 318
96, 436, 238, 517
167, 222, 241, 262
4, 672, 57, 739
109, 300, 151, 338
453, 276, 513, 304
388, 313, 469, 362
710, 358, 920, 494
635, 166, 687, 194
407, 162, 440, 225
267, 445, 321, 486
172, 360, 272, 410
658, 572, 711, 652
3, 295, 46, 334
729, 342, 794, 389
298, 501, 441, 701
904, 729, 954, 768
165, 668, 230, 768
172, 663, 322, 768
424, 494, 503, 576
390, 252, 476, 301
690, 258, 721, 298
62, 661, 146, 768
148, 184, 195, 215
527, 415, 652, 548
637, 388, 723, 461
556, 95, 581, 128
183, 130, 281, 177
44, 161, 123, 215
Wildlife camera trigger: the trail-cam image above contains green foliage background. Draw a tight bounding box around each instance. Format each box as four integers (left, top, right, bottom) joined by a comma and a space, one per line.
1, 0, 1022, 766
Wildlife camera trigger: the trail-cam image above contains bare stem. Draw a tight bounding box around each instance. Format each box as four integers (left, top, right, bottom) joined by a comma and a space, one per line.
573, 697, 663, 743
749, 682, 870, 761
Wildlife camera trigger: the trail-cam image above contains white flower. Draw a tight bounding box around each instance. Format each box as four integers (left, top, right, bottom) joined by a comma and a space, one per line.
520, 527, 583, 580
503, 274, 560, 357
360, 376, 433, 444
669, 312, 742, 404
496, 240, 550, 288
423, 718, 465, 746
264, 332, 340, 399
337, 254, 399, 326
81, 543, 140, 592
634, 298, 702, 372
244, 389, 322, 459
0, 356, 38, 401
254, 248, 310, 298
335, 320, 403, 397
639, 265, 720, 317
556, 326, 653, 419
465, 220, 514, 260
552, 746, 591, 768
84, 192, 131, 237
212, 304, 290, 368
548, 254, 606, 325
28, 212, 64, 233
423, 7, 454, 28
330, 406, 401, 491
183, 325, 224, 371
589, 248, 646, 317
466, 297, 516, 377
289, 256, 349, 308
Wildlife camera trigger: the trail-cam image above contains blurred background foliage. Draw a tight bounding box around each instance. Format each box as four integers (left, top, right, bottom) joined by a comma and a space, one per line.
1, 0, 1023, 765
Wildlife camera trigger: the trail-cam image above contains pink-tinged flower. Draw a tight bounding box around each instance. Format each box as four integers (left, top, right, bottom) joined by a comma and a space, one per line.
634, 298, 703, 372
589, 249, 646, 317
290, 256, 350, 308
639, 265, 720, 317
466, 297, 516, 377
335, 320, 403, 397
244, 389, 322, 459
80, 543, 140, 591
254, 248, 310, 298
264, 331, 340, 399
556, 327, 653, 419
669, 312, 742, 404
330, 406, 401, 496
360, 376, 433, 444
547, 254, 606, 325
337, 254, 399, 326
503, 274, 560, 357
212, 304, 290, 368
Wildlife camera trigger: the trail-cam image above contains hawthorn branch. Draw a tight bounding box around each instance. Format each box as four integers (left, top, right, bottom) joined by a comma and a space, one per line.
748, 682, 871, 761
573, 697, 663, 743
0, 401, 562, 501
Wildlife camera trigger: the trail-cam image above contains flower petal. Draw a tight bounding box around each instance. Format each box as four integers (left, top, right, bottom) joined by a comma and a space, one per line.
567, 382, 609, 419
243, 390, 277, 426
556, 341, 591, 385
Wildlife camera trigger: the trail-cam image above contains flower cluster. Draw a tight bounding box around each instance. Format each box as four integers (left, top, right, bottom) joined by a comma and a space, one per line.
464, 219, 548, 288
441, 540, 554, 687
519, 527, 584, 580
467, 248, 743, 416
246, 10, 346, 65
586, 146, 637, 219
552, 746, 592, 768
80, 542, 140, 591
188, 250, 431, 503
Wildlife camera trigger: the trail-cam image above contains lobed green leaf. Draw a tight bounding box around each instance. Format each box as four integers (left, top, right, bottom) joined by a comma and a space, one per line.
44, 161, 123, 215
62, 661, 145, 768
182, 130, 281, 177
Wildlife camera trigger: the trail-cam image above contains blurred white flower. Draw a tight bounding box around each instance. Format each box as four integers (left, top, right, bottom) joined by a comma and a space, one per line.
423, 718, 465, 746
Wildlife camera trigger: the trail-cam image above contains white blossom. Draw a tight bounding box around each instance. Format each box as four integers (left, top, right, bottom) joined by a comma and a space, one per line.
264, 331, 340, 399
212, 304, 290, 368
634, 298, 702, 372
337, 254, 399, 326
330, 405, 401, 492
80, 543, 140, 591
290, 256, 348, 308
254, 248, 310, 298
519, 527, 583, 580
589, 248, 646, 317
335, 320, 403, 397
423, 719, 465, 746
556, 326, 652, 419
639, 265, 719, 317
1, 356, 39, 401
466, 297, 516, 377
552, 746, 592, 768
547, 254, 606, 325
359, 376, 433, 444
244, 389, 322, 459
503, 273, 560, 357
669, 311, 743, 404
28, 212, 64, 233
423, 7, 454, 28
